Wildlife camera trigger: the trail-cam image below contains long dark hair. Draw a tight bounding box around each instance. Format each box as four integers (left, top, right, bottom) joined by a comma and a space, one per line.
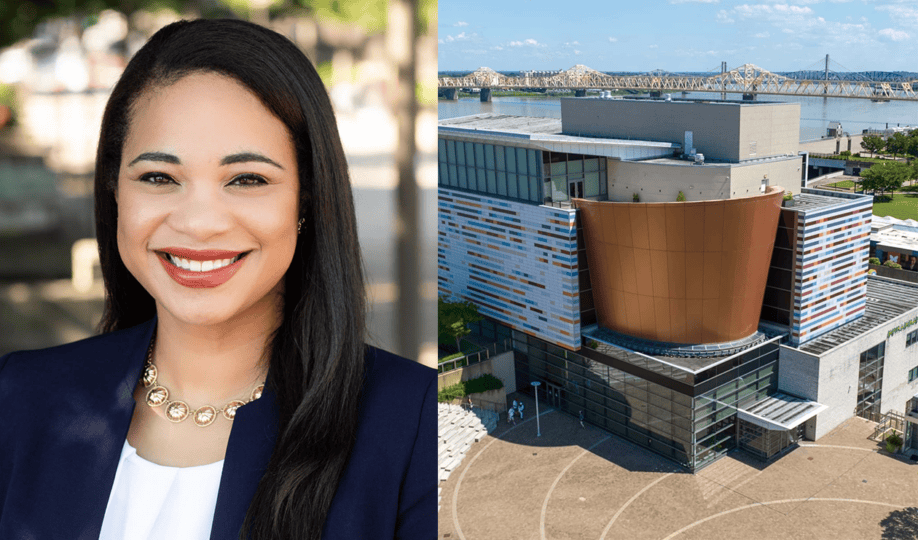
93, 19, 366, 539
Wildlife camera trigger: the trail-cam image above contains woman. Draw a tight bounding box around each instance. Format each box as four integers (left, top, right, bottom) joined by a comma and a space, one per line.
0, 18, 435, 540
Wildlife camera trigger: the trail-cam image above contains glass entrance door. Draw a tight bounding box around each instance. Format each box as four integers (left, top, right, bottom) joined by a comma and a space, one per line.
569, 180, 583, 199
545, 383, 563, 408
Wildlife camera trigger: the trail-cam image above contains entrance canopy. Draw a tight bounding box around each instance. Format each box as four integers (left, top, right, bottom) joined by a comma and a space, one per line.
737, 392, 827, 431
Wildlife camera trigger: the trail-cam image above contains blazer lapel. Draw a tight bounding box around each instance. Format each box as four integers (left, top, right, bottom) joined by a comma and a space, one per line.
209, 385, 279, 539
34, 318, 153, 539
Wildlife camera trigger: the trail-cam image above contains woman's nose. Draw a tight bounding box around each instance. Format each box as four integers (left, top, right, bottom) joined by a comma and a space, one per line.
166, 183, 234, 241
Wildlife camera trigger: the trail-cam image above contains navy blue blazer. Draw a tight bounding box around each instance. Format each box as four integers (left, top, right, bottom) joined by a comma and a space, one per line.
0, 318, 436, 539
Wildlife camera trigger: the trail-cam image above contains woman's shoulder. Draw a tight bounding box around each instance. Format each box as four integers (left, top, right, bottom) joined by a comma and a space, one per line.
357, 345, 435, 429
0, 319, 154, 399
362, 346, 435, 389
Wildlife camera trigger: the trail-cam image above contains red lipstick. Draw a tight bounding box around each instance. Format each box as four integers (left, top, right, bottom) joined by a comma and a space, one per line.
156, 248, 250, 289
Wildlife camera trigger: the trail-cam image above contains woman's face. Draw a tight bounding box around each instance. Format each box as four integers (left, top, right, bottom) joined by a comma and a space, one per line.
116, 72, 300, 328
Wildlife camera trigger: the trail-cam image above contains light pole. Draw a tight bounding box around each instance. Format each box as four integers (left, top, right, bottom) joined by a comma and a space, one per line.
531, 381, 541, 437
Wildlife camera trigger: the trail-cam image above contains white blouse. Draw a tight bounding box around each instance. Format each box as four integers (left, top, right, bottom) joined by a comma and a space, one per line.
98, 440, 225, 540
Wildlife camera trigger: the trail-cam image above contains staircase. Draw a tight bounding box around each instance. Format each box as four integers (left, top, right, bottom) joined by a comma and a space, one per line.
437, 403, 499, 507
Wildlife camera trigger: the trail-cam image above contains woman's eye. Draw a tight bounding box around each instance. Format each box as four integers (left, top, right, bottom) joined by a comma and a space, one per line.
230, 174, 268, 187
138, 172, 175, 185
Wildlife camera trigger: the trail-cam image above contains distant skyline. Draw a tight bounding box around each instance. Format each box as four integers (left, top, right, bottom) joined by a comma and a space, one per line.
438, 0, 917, 73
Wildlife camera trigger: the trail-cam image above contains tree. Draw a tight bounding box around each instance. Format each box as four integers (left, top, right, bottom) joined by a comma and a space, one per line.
861, 134, 885, 157
880, 507, 918, 540
887, 132, 909, 159
438, 296, 483, 353
860, 161, 910, 198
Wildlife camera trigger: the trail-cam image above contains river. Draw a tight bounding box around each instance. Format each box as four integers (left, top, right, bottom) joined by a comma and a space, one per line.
438, 93, 918, 141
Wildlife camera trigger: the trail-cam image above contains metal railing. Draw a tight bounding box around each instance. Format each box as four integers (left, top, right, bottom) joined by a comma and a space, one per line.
870, 410, 906, 442
442, 396, 506, 419
437, 338, 512, 374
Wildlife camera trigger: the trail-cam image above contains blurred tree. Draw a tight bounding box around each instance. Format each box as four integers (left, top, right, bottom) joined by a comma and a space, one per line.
860, 161, 910, 198
860, 134, 885, 157
0, 0, 201, 49
887, 131, 909, 159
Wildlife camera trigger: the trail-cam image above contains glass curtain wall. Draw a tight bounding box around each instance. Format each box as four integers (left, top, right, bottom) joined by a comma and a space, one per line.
543, 151, 607, 203
855, 341, 886, 420
692, 346, 779, 470
438, 137, 543, 204
471, 318, 780, 471
507, 329, 693, 468
738, 421, 805, 461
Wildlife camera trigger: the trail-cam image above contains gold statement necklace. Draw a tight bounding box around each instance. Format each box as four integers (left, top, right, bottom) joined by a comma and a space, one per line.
141, 336, 264, 427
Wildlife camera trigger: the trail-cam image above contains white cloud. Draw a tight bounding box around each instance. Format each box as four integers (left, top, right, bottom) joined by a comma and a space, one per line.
564, 41, 580, 47
879, 28, 910, 42
878, 5, 918, 24
509, 38, 540, 47
491, 45, 504, 51
754, 31, 770, 38
733, 4, 814, 20
442, 31, 475, 44
454, 21, 468, 27
649, 44, 659, 48
437, 39, 444, 44
716, 9, 734, 23
670, 0, 719, 3
574, 50, 582, 55
608, 37, 618, 42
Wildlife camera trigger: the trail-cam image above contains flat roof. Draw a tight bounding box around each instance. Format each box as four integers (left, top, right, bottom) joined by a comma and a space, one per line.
439, 113, 564, 134
582, 325, 783, 375
782, 188, 873, 214
797, 275, 918, 356
872, 225, 918, 254
438, 113, 680, 161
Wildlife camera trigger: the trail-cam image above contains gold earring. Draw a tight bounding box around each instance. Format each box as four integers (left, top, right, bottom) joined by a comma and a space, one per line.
297, 218, 305, 234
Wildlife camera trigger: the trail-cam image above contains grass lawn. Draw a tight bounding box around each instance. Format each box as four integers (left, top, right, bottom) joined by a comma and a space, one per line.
826, 180, 856, 189
872, 194, 918, 220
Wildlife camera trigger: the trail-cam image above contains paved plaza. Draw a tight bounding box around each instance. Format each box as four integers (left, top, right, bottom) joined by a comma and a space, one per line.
438, 394, 918, 540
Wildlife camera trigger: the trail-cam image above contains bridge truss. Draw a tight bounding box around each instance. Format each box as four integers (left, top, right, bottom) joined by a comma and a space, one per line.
438, 64, 918, 101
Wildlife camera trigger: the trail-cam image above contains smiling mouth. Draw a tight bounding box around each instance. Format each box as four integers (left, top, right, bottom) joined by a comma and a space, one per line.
157, 251, 250, 273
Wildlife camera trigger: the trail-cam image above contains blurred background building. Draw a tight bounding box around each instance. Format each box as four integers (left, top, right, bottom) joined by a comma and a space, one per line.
0, 0, 437, 366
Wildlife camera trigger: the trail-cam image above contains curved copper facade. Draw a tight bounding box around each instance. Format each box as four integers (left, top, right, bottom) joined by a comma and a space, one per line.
574, 187, 784, 345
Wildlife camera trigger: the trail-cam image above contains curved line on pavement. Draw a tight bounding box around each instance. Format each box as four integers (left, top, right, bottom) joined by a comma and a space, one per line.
598, 472, 674, 540
451, 409, 556, 540
661, 498, 905, 540
798, 443, 877, 453
539, 436, 612, 540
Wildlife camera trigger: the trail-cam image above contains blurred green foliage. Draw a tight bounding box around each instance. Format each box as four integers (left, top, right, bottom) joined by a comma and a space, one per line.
0, 0, 433, 49
292, 0, 386, 33
417, 0, 434, 35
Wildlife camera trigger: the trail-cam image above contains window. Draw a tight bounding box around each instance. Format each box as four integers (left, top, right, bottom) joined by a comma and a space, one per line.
907, 329, 918, 348
910, 366, 918, 383
437, 137, 543, 203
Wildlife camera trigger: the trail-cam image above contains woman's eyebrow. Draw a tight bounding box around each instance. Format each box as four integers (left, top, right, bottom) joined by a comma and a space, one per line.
220, 152, 284, 170
128, 151, 180, 166
126, 151, 284, 170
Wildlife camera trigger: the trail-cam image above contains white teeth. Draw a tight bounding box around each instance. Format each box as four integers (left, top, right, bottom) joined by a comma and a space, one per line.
165, 253, 243, 272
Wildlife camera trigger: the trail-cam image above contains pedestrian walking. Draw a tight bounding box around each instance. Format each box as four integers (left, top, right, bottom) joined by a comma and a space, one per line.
512, 400, 518, 412
466, 396, 473, 411
518, 402, 524, 420
579, 410, 585, 428
508, 407, 516, 425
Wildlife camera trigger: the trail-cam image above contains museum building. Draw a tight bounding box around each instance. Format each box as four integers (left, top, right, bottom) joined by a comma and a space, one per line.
438, 97, 918, 470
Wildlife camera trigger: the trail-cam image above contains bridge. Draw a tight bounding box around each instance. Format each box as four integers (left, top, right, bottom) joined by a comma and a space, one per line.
439, 63, 918, 102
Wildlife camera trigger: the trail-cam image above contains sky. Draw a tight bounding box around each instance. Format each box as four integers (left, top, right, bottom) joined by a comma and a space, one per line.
438, 0, 918, 73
